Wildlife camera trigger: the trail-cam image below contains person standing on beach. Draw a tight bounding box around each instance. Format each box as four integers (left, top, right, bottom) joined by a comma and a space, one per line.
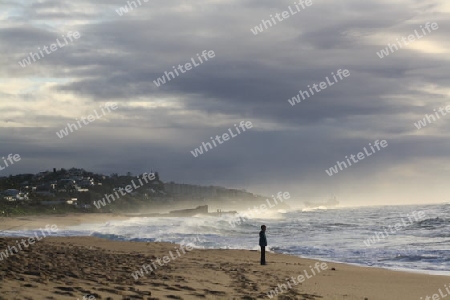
259, 225, 267, 265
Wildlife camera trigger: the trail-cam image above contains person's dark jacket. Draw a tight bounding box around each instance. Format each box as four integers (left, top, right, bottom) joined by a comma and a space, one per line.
259, 230, 267, 247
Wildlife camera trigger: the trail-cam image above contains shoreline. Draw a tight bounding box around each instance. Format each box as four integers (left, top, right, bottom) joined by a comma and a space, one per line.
300, 255, 450, 277
0, 236, 448, 299
0, 213, 447, 278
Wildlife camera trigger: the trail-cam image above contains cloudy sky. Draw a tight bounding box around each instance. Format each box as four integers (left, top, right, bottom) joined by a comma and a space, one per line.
1, 0, 449, 206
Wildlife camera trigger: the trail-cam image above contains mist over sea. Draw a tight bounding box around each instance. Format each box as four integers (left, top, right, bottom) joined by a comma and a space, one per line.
2, 203, 449, 275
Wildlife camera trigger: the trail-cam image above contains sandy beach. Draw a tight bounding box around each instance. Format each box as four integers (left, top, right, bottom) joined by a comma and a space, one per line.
0, 215, 448, 300
0, 213, 130, 232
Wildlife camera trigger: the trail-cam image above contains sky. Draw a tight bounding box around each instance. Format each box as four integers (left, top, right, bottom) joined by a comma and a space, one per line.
0, 0, 449, 206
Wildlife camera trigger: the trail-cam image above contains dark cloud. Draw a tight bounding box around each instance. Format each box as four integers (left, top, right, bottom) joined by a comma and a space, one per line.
1, 0, 449, 205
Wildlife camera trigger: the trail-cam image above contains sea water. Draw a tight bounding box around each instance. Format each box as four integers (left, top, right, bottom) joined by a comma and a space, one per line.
2, 203, 449, 275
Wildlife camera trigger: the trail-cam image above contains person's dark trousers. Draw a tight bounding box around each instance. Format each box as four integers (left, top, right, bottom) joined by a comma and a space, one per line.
260, 246, 266, 265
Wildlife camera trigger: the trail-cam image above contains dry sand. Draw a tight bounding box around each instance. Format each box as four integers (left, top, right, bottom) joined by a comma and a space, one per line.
0, 214, 448, 300
0, 213, 129, 232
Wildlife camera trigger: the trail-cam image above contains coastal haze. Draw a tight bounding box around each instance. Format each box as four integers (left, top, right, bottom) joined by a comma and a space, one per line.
1, 0, 449, 206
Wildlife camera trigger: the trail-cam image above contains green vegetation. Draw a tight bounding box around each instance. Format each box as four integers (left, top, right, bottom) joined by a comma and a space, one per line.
0, 201, 79, 216
0, 168, 164, 216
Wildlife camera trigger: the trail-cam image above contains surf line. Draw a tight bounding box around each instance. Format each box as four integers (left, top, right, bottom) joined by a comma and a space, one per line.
229, 192, 291, 227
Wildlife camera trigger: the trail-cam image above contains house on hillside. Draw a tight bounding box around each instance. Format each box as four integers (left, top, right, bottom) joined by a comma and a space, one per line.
1, 189, 29, 201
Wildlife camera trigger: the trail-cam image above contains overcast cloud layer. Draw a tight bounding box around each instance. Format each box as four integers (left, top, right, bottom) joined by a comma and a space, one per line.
1, 0, 449, 205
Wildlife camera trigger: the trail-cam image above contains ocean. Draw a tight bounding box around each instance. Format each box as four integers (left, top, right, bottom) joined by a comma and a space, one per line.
2, 203, 449, 275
